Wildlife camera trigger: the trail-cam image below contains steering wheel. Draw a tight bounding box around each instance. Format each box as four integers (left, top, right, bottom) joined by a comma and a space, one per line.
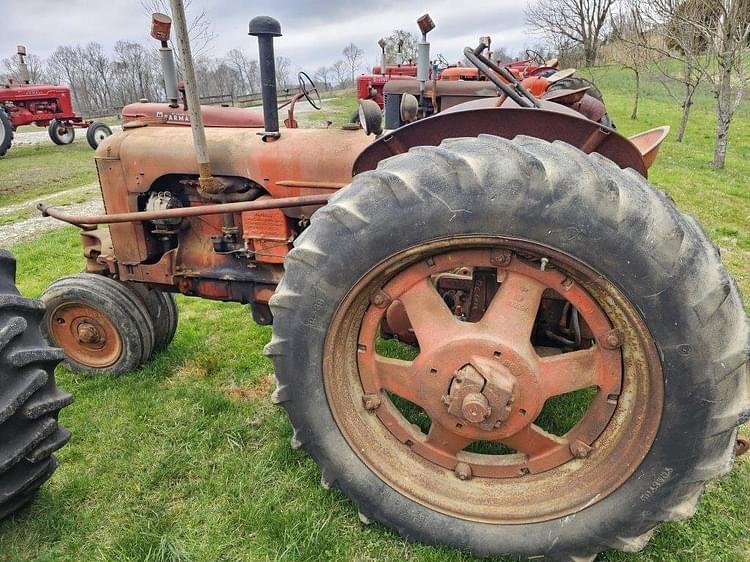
298, 72, 322, 110
525, 49, 546, 66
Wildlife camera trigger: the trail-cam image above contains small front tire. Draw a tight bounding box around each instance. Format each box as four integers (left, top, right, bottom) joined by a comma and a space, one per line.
86, 122, 112, 150
41, 274, 155, 375
48, 119, 75, 145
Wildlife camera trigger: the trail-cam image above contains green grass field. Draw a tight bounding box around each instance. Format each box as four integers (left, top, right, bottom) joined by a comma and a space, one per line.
0, 68, 748, 562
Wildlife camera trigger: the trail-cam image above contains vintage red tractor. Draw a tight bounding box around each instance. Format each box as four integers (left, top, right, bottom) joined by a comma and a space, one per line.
0, 46, 112, 157
3, 5, 746, 561
354, 23, 611, 130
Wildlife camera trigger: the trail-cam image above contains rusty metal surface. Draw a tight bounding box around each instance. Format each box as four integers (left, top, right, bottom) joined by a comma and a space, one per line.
628, 126, 671, 170
39, 193, 331, 226
353, 104, 648, 177
47, 303, 122, 369
121, 102, 265, 128
98, 125, 370, 203
241, 196, 293, 264
323, 237, 663, 524
383, 79, 498, 98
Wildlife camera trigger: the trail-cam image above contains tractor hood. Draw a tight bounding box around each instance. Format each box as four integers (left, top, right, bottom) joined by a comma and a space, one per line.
96, 123, 372, 206
121, 102, 265, 128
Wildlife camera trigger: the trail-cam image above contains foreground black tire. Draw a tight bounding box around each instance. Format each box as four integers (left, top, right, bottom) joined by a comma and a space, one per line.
268, 136, 749, 560
40, 274, 155, 375
0, 251, 73, 520
0, 110, 12, 157
48, 119, 75, 145
85, 122, 112, 150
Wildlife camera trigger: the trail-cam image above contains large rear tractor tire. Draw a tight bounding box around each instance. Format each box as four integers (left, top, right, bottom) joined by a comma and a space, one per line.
0, 109, 13, 158
40, 274, 155, 375
268, 136, 749, 560
0, 250, 73, 520
48, 119, 75, 146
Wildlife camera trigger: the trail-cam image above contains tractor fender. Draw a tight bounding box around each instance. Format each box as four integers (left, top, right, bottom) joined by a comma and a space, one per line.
353, 101, 649, 177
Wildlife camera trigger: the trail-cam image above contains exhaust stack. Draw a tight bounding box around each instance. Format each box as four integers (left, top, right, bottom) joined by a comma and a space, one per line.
249, 16, 282, 139
151, 13, 179, 108
416, 14, 435, 97
378, 38, 386, 76
17, 45, 30, 84
168, 0, 222, 194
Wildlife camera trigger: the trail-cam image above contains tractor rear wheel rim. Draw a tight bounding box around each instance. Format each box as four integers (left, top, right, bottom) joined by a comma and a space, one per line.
49, 303, 122, 368
323, 237, 663, 524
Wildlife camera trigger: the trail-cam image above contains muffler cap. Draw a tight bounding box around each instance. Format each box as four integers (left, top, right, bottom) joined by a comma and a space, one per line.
249, 16, 282, 37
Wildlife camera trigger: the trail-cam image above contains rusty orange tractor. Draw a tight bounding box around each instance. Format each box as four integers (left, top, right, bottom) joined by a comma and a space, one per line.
14, 5, 748, 561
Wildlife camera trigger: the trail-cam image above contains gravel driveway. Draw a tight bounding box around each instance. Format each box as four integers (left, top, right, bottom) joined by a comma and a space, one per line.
1, 184, 103, 246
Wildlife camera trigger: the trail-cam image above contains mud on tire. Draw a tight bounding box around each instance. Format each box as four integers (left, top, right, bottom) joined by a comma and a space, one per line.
267, 135, 749, 560
0, 250, 73, 520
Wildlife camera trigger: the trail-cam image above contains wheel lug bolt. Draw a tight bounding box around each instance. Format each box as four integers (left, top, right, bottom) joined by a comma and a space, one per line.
362, 394, 381, 411
570, 440, 593, 459
454, 462, 472, 481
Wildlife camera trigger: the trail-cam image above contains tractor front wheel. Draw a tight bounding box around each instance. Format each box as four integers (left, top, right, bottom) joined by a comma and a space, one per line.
0, 109, 13, 157
40, 274, 155, 375
86, 122, 112, 150
48, 119, 75, 146
268, 136, 749, 560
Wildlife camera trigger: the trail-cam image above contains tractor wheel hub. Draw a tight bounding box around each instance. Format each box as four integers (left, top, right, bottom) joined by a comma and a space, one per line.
447, 359, 518, 430
77, 322, 101, 344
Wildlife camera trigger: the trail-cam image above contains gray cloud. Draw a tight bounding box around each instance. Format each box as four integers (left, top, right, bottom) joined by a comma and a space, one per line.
2, 0, 534, 73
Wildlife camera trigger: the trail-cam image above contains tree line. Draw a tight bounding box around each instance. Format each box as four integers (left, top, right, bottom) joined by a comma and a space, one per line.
525, 0, 750, 169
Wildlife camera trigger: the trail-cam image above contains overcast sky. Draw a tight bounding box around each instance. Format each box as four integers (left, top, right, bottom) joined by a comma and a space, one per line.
2, 1, 535, 71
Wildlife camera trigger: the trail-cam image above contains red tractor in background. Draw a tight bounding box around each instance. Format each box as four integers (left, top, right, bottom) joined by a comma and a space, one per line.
354, 30, 612, 129
0, 45, 113, 157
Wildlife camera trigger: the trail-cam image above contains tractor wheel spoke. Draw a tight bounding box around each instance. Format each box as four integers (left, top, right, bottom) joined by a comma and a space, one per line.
373, 356, 423, 406
398, 277, 458, 350
538, 347, 599, 398
425, 421, 474, 456
480, 271, 545, 345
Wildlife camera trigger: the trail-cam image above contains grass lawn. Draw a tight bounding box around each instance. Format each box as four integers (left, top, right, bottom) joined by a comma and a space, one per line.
0, 142, 98, 207
0, 71, 748, 562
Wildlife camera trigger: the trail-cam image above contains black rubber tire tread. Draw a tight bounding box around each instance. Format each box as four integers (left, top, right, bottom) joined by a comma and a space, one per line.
47, 119, 74, 146
85, 122, 112, 150
0, 250, 72, 520
126, 284, 178, 353
267, 135, 750, 560
40, 273, 155, 375
0, 109, 13, 157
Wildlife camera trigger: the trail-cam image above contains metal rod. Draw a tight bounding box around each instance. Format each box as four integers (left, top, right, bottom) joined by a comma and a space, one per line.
169, 0, 217, 190
38, 194, 331, 226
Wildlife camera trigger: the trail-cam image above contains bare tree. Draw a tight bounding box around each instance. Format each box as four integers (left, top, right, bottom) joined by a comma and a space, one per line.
331, 59, 348, 87
314, 66, 333, 90
1, 53, 48, 84
342, 43, 364, 84
610, 6, 654, 119
226, 48, 259, 94
383, 30, 419, 64
275, 56, 292, 89
633, 0, 750, 167
525, 0, 616, 66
